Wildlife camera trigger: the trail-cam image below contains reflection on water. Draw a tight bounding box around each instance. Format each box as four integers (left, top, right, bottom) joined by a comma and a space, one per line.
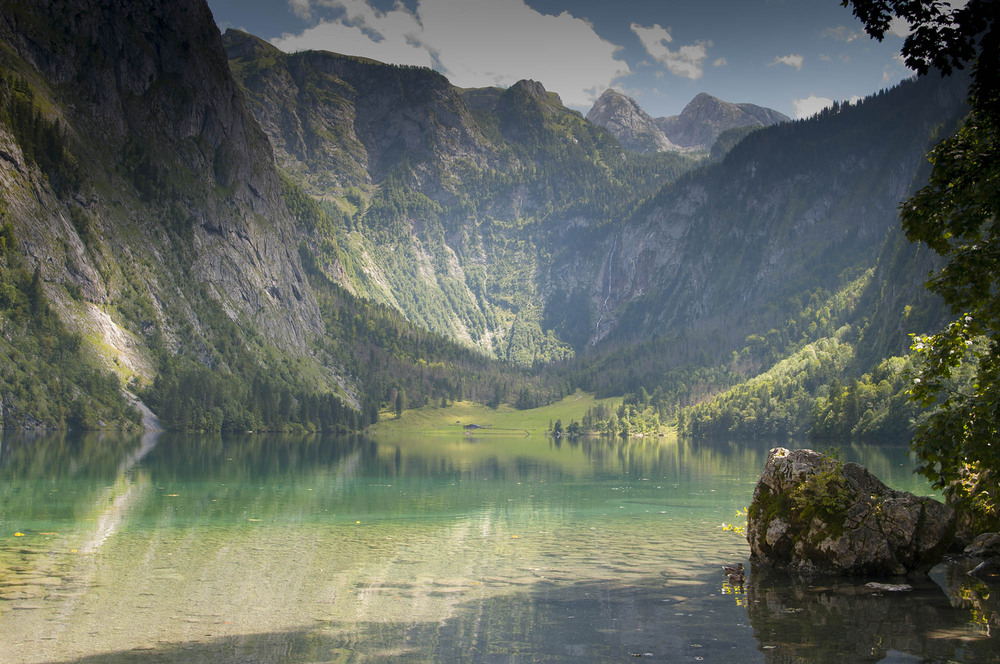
0, 432, 993, 662
748, 567, 995, 663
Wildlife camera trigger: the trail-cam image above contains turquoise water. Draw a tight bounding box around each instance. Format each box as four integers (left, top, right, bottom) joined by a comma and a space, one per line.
0, 432, 994, 663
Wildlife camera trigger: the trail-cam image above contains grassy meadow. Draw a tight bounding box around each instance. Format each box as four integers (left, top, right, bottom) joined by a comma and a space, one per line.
372, 390, 628, 436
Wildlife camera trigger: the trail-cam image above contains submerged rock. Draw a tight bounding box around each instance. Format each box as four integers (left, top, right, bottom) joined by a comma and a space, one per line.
747, 448, 955, 576
964, 532, 1000, 559
865, 582, 913, 592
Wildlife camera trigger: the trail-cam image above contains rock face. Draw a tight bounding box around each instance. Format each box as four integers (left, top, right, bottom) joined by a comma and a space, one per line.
585, 89, 681, 153
965, 532, 1000, 582
747, 448, 956, 576
655, 92, 789, 150
965, 532, 1000, 558
0, 0, 322, 353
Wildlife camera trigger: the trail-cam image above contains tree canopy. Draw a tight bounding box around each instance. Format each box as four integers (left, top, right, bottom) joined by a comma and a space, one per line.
844, 0, 1000, 531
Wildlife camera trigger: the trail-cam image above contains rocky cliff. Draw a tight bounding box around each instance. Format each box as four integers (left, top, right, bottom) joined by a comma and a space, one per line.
228, 28, 963, 369
0, 0, 321, 351
224, 29, 496, 198
224, 32, 694, 363
0, 0, 329, 428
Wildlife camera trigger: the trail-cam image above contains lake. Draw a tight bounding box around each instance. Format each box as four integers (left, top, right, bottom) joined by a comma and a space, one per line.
0, 431, 995, 663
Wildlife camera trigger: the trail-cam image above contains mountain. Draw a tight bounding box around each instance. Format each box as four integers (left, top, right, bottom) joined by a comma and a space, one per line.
3, 0, 321, 340
586, 89, 789, 153
223, 29, 495, 197
655, 92, 790, 150
555, 75, 966, 351
585, 89, 682, 153
223, 29, 699, 364
0, 0, 970, 438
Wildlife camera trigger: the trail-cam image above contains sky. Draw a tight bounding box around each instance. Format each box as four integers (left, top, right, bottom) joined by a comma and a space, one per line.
206, 0, 915, 120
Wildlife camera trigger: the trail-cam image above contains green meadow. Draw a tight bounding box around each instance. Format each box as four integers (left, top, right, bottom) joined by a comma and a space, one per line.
372, 390, 632, 436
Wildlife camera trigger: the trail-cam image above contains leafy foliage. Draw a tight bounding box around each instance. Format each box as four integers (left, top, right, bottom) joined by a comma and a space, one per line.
788, 452, 852, 534
843, 0, 1000, 531
681, 336, 854, 439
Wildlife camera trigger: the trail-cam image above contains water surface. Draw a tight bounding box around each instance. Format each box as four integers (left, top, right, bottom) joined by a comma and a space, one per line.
0, 432, 994, 662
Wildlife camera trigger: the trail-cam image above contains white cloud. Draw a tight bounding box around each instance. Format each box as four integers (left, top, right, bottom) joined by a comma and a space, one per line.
770, 54, 804, 70
630, 23, 711, 81
273, 0, 630, 110
793, 94, 833, 119
822, 26, 861, 42
289, 0, 313, 20
274, 1, 434, 69
887, 15, 911, 38
713, 57, 727, 67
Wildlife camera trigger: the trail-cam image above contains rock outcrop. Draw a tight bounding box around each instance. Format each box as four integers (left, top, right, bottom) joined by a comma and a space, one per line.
965, 532, 1000, 582
965, 532, 1000, 558
747, 448, 956, 576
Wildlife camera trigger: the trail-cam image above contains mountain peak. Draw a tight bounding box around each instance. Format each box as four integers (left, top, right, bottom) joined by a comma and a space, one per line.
586, 89, 680, 154
587, 88, 787, 153
510, 79, 546, 96
506, 79, 563, 106
657, 94, 790, 150
222, 28, 281, 60
688, 92, 718, 104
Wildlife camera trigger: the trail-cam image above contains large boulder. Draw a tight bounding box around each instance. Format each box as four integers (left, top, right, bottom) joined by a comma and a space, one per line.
747, 448, 956, 576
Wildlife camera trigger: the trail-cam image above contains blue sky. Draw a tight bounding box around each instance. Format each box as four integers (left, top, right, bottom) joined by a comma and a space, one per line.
206, 0, 914, 119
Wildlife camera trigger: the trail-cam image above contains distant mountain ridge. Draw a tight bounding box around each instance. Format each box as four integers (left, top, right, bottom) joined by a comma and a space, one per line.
587, 89, 789, 153
561, 74, 966, 348
656, 92, 790, 149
